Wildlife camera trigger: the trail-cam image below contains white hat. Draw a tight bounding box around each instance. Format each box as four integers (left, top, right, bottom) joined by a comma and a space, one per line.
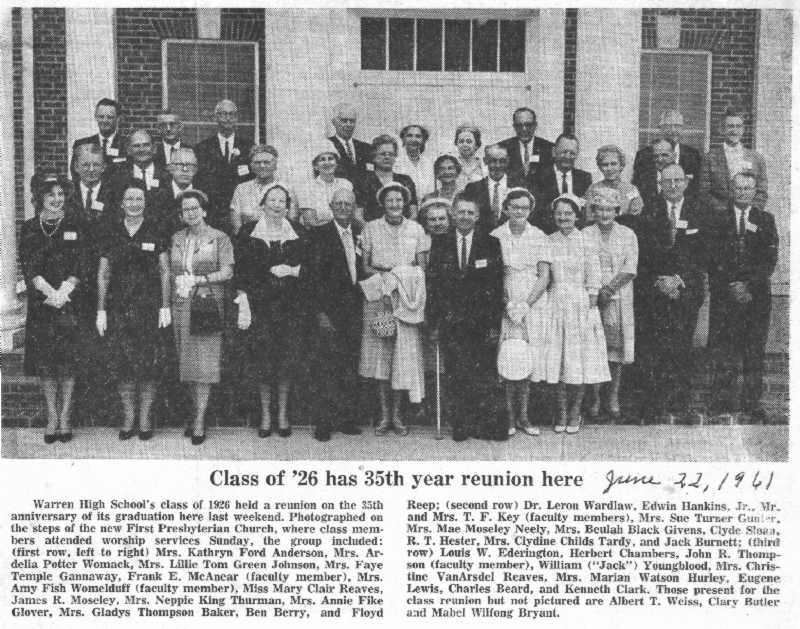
497, 339, 533, 381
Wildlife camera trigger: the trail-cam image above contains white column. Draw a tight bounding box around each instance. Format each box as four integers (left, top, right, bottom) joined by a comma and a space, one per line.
530, 9, 565, 143
65, 8, 116, 152
574, 9, 641, 178
0, 7, 24, 350
22, 8, 34, 219
755, 9, 791, 296
197, 9, 221, 39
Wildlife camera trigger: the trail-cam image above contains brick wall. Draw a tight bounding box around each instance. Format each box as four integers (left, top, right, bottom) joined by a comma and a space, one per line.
12, 9, 24, 223
32, 8, 67, 175
115, 9, 197, 137
221, 9, 266, 144
562, 9, 578, 134
642, 9, 758, 147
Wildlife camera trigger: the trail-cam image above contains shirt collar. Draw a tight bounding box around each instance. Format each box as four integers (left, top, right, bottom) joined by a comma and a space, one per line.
489, 174, 507, 188
251, 216, 298, 245
133, 162, 154, 179
99, 131, 116, 145
554, 165, 573, 179
172, 180, 192, 197
80, 180, 100, 194
334, 220, 353, 237
457, 229, 474, 242
218, 133, 235, 147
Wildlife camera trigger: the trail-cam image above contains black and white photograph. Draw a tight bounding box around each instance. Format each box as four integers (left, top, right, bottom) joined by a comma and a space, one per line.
0, 5, 790, 462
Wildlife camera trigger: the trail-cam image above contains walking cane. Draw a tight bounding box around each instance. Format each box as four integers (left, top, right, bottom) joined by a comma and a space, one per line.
435, 343, 443, 440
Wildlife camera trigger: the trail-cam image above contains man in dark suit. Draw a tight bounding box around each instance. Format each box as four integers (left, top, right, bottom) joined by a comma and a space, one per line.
638, 164, 708, 422
497, 107, 554, 181
633, 110, 702, 199
70, 98, 127, 182
67, 143, 118, 225
633, 137, 678, 211
707, 171, 777, 420
306, 188, 364, 441
462, 144, 525, 231
153, 108, 191, 171
701, 108, 768, 214
529, 133, 592, 233
428, 195, 504, 441
107, 130, 171, 198
327, 102, 372, 186
194, 99, 254, 228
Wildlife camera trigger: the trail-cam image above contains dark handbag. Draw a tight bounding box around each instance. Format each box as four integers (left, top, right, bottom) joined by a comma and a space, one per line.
190, 286, 222, 335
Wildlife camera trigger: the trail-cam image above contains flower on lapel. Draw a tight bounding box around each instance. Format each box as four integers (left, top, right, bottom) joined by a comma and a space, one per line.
231, 147, 240, 158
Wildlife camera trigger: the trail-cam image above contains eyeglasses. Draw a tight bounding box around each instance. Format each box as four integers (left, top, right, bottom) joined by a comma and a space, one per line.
172, 162, 197, 169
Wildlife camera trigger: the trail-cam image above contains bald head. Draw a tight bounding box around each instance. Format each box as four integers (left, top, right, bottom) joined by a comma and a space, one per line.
127, 130, 154, 167
660, 163, 687, 203
331, 187, 356, 227
214, 99, 238, 136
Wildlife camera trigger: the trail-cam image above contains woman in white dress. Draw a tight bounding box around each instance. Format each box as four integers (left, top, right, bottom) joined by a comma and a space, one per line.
545, 194, 610, 433
582, 187, 638, 421
304, 147, 354, 227
492, 189, 551, 436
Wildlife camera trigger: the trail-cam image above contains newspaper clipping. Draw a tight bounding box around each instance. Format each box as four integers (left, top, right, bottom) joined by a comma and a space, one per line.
0, 3, 796, 628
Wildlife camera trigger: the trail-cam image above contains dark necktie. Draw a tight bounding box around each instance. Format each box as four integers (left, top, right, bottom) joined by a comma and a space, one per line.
523, 142, 530, 175
224, 140, 230, 163
102, 137, 108, 155
669, 204, 677, 246
561, 171, 568, 194
345, 141, 355, 163
737, 209, 747, 261
85, 187, 93, 213
491, 182, 500, 220
460, 235, 467, 270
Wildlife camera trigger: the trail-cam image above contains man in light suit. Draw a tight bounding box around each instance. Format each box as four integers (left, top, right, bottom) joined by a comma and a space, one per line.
153, 108, 191, 171
70, 98, 127, 182
327, 102, 372, 186
529, 133, 592, 233
497, 107, 554, 181
633, 110, 702, 199
306, 189, 364, 441
462, 144, 525, 231
706, 172, 778, 420
701, 108, 768, 213
637, 164, 708, 423
427, 195, 504, 441
194, 99, 254, 227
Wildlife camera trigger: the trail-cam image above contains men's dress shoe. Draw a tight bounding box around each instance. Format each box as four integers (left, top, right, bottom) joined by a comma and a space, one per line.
277, 427, 292, 438
374, 421, 391, 436
452, 428, 469, 442
339, 423, 362, 435
138, 430, 153, 441
119, 429, 136, 441
257, 427, 272, 438
44, 433, 58, 445
59, 432, 73, 443
184, 427, 192, 438
314, 428, 331, 442
518, 422, 540, 436
393, 420, 409, 436
190, 434, 205, 446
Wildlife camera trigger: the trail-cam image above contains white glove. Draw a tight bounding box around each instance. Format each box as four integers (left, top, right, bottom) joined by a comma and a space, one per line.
234, 293, 251, 330
158, 307, 171, 328
58, 280, 75, 299
96, 310, 107, 336
506, 301, 528, 326
175, 274, 198, 298
33, 277, 60, 306
270, 264, 292, 278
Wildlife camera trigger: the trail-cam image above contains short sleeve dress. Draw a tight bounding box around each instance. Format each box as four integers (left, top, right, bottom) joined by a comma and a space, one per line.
170, 226, 234, 383
100, 217, 168, 380
20, 215, 87, 377
545, 228, 610, 385
491, 222, 552, 382
358, 217, 429, 383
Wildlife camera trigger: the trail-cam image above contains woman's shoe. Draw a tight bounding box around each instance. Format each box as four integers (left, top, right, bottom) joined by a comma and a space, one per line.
257, 427, 272, 438
566, 412, 582, 435
59, 432, 73, 443
44, 433, 58, 444
393, 418, 409, 436
518, 421, 540, 436
138, 430, 153, 441
119, 429, 136, 441
190, 433, 205, 446
508, 425, 517, 437
277, 426, 291, 438
374, 420, 391, 436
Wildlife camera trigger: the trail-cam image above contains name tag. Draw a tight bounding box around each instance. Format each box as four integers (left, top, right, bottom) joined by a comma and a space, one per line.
113, 157, 127, 163
365, 163, 374, 172
475, 259, 488, 269
91, 200, 104, 211
529, 155, 540, 163
106, 147, 119, 157
676, 219, 688, 229
64, 231, 77, 241
687, 174, 694, 180
626, 190, 638, 201
141, 242, 155, 252
686, 228, 699, 235
148, 179, 160, 188
746, 222, 758, 233
237, 165, 250, 177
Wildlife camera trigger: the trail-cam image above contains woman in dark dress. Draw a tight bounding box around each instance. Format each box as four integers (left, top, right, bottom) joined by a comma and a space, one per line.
234, 184, 308, 438
96, 184, 172, 440
358, 135, 418, 222
20, 173, 85, 444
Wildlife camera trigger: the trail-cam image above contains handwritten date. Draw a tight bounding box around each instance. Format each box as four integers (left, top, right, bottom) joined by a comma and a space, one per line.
602, 470, 773, 495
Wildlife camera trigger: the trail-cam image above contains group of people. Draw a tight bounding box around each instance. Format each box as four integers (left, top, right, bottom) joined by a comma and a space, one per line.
21, 97, 778, 445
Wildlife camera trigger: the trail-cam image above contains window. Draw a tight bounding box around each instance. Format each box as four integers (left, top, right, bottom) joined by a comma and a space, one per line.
162, 40, 259, 145
360, 17, 525, 72
639, 50, 711, 152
